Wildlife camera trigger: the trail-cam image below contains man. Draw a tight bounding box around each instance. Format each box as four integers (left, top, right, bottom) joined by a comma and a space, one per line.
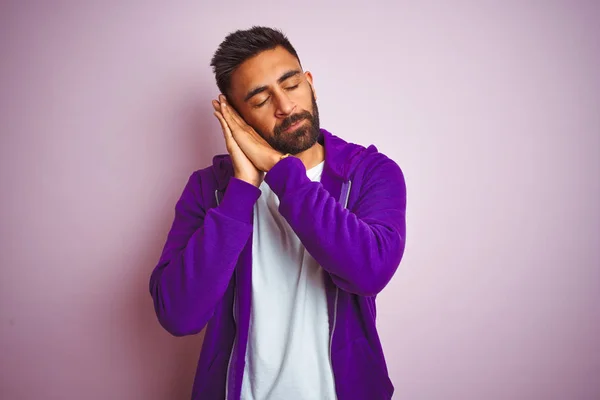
149, 26, 406, 400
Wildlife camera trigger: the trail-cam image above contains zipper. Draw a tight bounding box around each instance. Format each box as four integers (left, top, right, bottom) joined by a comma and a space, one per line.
216, 189, 237, 400
225, 271, 237, 400
329, 179, 351, 398
328, 286, 339, 396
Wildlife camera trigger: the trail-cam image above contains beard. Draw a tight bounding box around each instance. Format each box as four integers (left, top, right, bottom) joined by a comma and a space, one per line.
256, 91, 320, 155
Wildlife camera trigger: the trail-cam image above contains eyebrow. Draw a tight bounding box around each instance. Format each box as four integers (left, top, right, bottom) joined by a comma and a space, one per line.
243, 69, 302, 102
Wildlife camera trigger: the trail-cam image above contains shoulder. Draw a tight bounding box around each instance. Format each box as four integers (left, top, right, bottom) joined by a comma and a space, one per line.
353, 145, 405, 186
181, 157, 227, 209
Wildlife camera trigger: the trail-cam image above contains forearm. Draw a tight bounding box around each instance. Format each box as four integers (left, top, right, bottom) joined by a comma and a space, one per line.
265, 157, 406, 296
149, 177, 260, 336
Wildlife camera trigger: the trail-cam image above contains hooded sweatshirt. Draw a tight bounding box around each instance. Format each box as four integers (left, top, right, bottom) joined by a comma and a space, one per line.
149, 129, 407, 399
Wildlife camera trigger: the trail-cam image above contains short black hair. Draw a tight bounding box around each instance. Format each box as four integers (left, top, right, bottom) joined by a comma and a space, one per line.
210, 26, 301, 96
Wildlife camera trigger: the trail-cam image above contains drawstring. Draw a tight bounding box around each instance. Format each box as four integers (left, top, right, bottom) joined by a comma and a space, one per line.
339, 180, 352, 209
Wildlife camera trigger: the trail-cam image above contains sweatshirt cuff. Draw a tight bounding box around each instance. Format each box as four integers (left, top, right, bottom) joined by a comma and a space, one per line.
264, 156, 310, 197
218, 178, 261, 224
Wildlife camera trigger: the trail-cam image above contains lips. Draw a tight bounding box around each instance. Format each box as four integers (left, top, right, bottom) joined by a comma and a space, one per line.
283, 119, 306, 132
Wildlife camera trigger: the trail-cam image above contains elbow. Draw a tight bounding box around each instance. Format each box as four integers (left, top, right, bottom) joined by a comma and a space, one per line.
359, 229, 406, 296
157, 314, 202, 337
352, 270, 395, 297
331, 264, 397, 297
366, 232, 405, 294
149, 282, 206, 337
336, 239, 405, 297
153, 302, 206, 337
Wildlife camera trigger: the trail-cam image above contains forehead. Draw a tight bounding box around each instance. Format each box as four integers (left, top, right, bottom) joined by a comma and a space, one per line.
230, 46, 302, 93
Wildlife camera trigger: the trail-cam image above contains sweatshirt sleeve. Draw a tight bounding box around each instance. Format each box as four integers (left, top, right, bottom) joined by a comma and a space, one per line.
149, 172, 261, 336
264, 155, 406, 296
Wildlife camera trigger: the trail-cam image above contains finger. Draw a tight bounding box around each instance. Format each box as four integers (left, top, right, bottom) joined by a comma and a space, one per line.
214, 111, 242, 156
228, 104, 249, 129
213, 110, 233, 140
220, 104, 243, 138
220, 97, 248, 129
220, 102, 270, 149
212, 99, 220, 111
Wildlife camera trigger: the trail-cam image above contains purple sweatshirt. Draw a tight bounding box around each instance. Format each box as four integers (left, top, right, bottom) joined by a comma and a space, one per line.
149, 129, 407, 399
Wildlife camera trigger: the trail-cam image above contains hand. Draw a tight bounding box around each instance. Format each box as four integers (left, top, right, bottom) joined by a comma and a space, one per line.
215, 95, 282, 172
212, 99, 263, 187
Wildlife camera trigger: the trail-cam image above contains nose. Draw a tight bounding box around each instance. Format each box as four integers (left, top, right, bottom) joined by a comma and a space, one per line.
274, 90, 296, 117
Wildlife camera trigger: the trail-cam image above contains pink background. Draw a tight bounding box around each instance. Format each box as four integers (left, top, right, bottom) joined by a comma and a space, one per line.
1, 2, 599, 399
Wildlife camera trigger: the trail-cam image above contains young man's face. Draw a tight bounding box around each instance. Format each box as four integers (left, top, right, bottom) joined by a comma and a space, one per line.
227, 46, 320, 155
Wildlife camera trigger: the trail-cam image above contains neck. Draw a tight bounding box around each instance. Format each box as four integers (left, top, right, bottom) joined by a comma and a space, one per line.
295, 142, 324, 170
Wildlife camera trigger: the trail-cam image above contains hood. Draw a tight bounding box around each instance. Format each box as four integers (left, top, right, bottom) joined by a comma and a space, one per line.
211, 128, 376, 191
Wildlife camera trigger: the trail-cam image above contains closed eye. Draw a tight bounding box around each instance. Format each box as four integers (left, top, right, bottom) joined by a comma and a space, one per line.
255, 97, 270, 108
254, 83, 300, 108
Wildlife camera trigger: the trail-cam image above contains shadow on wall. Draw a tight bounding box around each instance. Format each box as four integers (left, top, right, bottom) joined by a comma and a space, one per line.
126, 87, 222, 399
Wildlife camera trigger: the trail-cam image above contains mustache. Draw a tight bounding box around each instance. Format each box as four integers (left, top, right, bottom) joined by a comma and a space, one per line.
275, 111, 313, 135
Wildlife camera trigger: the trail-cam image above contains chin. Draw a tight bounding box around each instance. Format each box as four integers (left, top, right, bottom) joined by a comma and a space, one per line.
290, 131, 318, 154
269, 124, 319, 155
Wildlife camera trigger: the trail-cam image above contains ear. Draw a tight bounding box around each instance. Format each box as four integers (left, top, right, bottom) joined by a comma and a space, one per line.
304, 71, 316, 100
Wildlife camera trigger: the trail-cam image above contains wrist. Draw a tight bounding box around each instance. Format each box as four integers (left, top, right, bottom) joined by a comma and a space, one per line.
234, 172, 263, 188
269, 152, 290, 170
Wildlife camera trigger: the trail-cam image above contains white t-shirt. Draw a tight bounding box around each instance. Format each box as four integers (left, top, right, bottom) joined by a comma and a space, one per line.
241, 161, 336, 400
